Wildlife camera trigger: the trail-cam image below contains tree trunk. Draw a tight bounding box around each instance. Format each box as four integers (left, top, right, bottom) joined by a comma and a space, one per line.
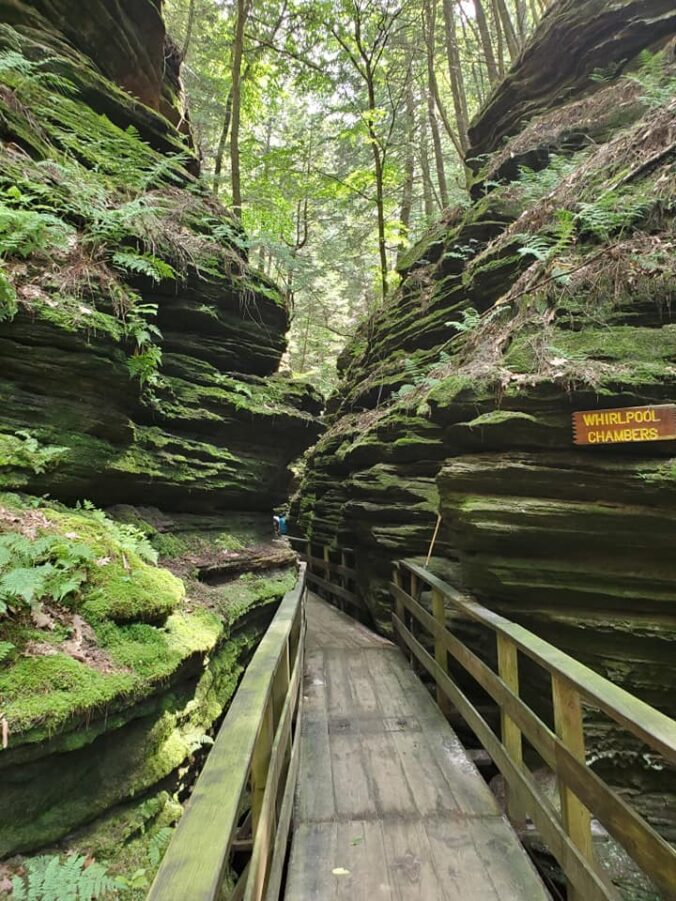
229, 0, 250, 217
419, 113, 436, 220
182, 0, 197, 59
474, 0, 499, 84
490, 0, 507, 76
213, 88, 233, 196
423, 0, 449, 204
397, 77, 416, 268
495, 0, 520, 60
512, 0, 528, 41
441, 0, 469, 151
364, 67, 389, 299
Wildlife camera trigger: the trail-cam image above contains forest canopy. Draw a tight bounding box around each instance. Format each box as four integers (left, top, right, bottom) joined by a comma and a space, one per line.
164, 0, 546, 393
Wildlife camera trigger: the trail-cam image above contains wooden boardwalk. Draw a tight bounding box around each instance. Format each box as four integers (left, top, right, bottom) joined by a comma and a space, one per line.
284, 594, 549, 900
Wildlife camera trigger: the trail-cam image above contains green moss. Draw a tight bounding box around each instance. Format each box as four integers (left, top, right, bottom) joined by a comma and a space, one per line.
82, 563, 184, 622
213, 569, 297, 624
466, 410, 537, 427
638, 460, 676, 486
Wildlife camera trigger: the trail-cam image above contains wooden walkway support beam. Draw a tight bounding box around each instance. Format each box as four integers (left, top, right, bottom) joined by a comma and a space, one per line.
391, 558, 676, 901
147, 565, 307, 901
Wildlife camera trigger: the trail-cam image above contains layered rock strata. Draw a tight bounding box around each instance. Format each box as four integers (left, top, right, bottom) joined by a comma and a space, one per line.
293, 1, 676, 883
0, 0, 319, 872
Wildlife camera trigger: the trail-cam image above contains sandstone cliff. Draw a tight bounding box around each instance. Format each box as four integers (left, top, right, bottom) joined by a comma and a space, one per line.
0, 0, 319, 870
293, 2, 676, 890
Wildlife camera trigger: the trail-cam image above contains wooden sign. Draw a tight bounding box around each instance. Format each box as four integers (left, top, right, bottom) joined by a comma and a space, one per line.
572, 404, 676, 445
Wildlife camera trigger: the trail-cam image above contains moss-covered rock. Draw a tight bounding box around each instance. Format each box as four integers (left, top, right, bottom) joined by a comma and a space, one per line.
0, 19, 321, 512
0, 0, 314, 868
293, 2, 676, 872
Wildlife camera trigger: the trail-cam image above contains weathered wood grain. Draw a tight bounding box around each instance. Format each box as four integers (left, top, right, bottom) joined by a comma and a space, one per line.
284, 594, 548, 900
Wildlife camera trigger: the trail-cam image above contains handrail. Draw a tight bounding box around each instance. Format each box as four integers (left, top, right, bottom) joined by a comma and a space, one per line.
294, 541, 361, 613
392, 560, 676, 901
148, 564, 307, 901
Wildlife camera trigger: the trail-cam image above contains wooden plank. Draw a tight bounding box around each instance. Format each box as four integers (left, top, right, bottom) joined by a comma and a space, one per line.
359, 729, 418, 817
330, 730, 379, 819
148, 568, 306, 901
552, 673, 595, 901
342, 649, 382, 714
265, 644, 304, 901
399, 561, 676, 763
391, 581, 676, 896
424, 815, 500, 900
394, 614, 617, 901
415, 723, 501, 817
333, 820, 392, 899
424, 815, 550, 901
296, 715, 336, 821
325, 649, 356, 717
284, 822, 338, 900
251, 699, 274, 835
496, 634, 524, 823
432, 588, 452, 718
286, 597, 549, 901
363, 647, 424, 718
246, 646, 303, 901
305, 593, 392, 650
307, 571, 361, 608
389, 728, 462, 817
305, 554, 357, 580
380, 818, 448, 900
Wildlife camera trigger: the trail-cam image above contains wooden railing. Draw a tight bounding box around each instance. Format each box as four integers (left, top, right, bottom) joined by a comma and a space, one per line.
148, 564, 307, 901
289, 537, 361, 615
391, 559, 676, 901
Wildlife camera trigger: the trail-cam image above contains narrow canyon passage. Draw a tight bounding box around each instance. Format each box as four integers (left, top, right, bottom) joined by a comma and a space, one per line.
0, 0, 674, 898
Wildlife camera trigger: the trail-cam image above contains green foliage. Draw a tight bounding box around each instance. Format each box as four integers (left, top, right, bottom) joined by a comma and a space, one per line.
0, 639, 15, 663
10, 854, 124, 900
515, 184, 653, 278
450, 309, 481, 333
0, 499, 158, 617
77, 500, 159, 565
576, 189, 652, 240
112, 251, 177, 283
0, 532, 96, 615
0, 204, 74, 259
0, 431, 67, 478
0, 264, 17, 319
147, 826, 173, 866
626, 49, 676, 109
514, 155, 580, 205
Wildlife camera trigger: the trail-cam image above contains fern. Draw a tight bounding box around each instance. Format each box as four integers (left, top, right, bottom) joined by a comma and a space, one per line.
0, 640, 14, 663
0, 498, 158, 616
0, 430, 67, 475
78, 501, 158, 564
0, 204, 74, 259
514, 154, 580, 205
576, 188, 652, 239
626, 49, 676, 109
147, 827, 173, 866
112, 250, 176, 283
450, 309, 481, 333
10, 853, 123, 901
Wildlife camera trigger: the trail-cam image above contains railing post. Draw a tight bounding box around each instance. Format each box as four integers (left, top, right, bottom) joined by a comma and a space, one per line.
410, 571, 418, 601
432, 588, 452, 718
393, 567, 404, 648
552, 674, 594, 901
496, 634, 525, 823
251, 697, 274, 836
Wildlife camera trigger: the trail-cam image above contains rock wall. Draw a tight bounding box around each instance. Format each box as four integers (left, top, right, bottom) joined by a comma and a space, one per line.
293, 0, 676, 879
0, 0, 319, 875
0, 7, 321, 511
